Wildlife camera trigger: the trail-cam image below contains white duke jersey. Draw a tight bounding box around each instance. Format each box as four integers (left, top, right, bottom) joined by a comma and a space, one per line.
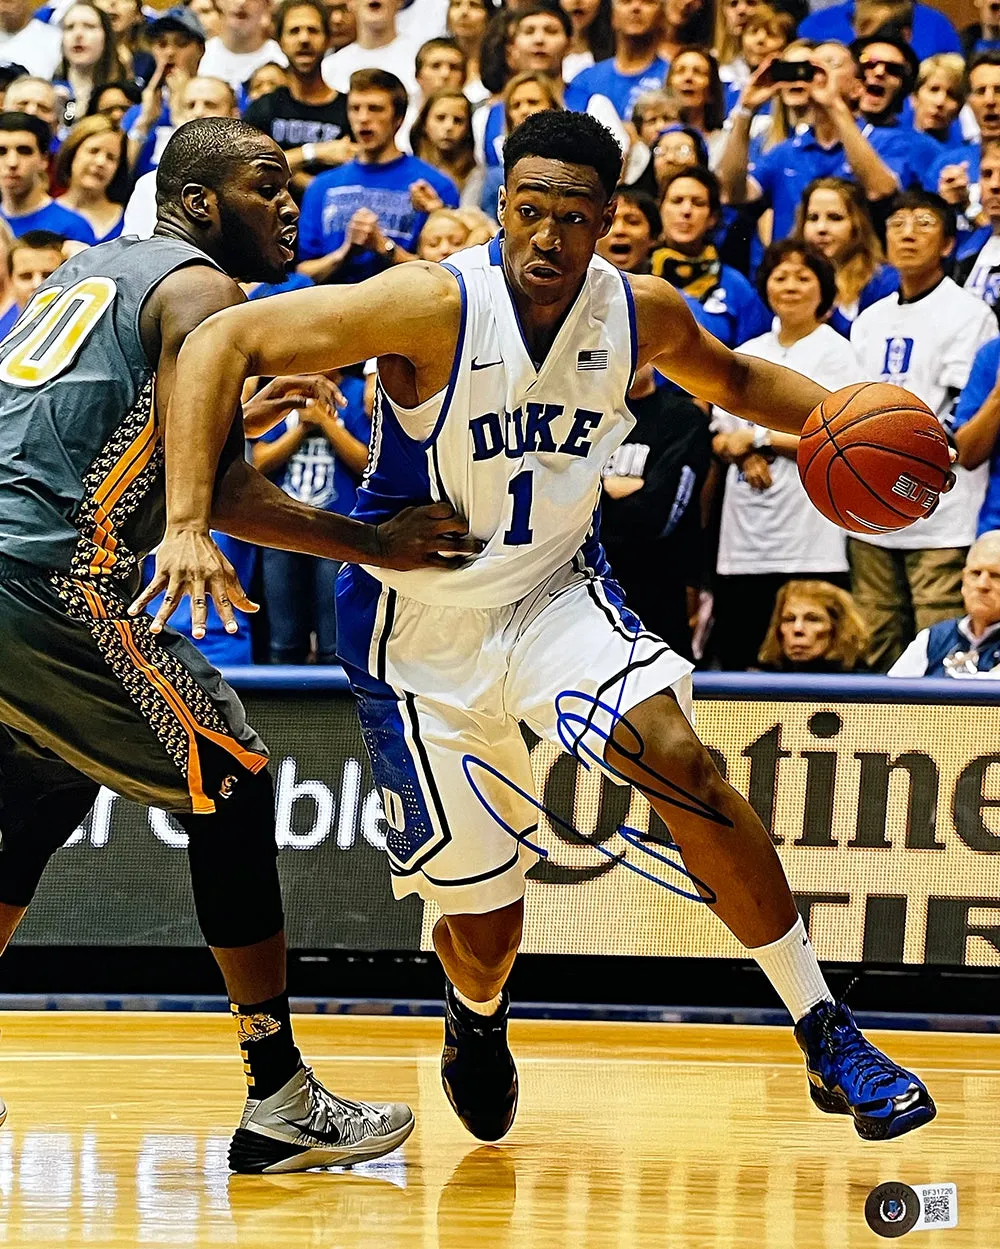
354, 235, 638, 607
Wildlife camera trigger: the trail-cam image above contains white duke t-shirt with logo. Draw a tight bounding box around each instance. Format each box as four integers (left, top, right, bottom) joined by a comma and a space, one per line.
850, 276, 998, 551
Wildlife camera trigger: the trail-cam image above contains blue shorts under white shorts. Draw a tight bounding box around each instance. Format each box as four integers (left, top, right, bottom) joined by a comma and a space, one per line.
336, 561, 694, 915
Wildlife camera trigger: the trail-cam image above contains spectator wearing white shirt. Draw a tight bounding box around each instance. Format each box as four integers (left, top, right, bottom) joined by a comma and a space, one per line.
560, 0, 613, 83
322, 0, 420, 97
396, 0, 450, 44
199, 0, 287, 92
890, 532, 1000, 676
850, 189, 999, 670
0, 0, 61, 79
712, 240, 860, 670
122, 75, 239, 237
398, 34, 467, 150
446, 0, 495, 105
954, 138, 1000, 318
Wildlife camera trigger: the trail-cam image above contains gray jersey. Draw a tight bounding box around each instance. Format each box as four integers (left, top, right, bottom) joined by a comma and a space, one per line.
0, 236, 222, 584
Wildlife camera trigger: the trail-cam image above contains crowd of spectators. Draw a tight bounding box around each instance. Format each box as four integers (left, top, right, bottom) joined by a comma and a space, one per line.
6, 0, 1000, 678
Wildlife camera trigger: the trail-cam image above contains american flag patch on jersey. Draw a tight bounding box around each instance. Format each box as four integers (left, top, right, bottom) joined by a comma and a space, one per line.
577, 349, 609, 370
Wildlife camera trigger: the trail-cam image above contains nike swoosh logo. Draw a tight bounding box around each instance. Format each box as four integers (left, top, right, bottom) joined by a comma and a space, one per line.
275, 1115, 342, 1145
471, 357, 502, 371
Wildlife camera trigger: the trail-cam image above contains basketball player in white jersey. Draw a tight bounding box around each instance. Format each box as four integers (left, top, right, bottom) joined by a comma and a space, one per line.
151, 111, 936, 1146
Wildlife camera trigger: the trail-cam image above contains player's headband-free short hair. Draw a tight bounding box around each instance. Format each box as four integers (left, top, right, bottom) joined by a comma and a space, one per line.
756, 238, 838, 319
155, 115, 276, 206
503, 110, 623, 202
0, 111, 51, 155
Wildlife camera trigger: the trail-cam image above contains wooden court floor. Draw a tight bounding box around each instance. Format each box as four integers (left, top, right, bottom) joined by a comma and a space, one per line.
0, 1012, 995, 1248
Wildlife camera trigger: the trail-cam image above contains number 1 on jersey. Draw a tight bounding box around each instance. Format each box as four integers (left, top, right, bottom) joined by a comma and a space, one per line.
503, 469, 534, 545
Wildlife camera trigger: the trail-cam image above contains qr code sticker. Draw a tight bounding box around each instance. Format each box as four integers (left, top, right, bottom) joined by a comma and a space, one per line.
916, 1183, 959, 1230
923, 1192, 951, 1223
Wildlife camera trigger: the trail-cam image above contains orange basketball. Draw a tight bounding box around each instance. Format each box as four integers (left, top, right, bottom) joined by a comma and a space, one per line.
797, 382, 951, 535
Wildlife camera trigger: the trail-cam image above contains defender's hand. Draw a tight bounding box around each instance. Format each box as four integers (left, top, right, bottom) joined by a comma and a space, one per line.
128, 527, 258, 639
373, 502, 484, 570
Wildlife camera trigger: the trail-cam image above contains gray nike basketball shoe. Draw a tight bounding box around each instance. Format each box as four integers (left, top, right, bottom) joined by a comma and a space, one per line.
228, 1064, 414, 1173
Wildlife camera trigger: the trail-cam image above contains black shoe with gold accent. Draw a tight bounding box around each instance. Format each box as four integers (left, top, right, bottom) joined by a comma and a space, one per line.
441, 981, 518, 1141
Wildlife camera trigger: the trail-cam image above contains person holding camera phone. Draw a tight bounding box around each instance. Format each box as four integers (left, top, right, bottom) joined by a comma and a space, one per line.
717, 40, 898, 243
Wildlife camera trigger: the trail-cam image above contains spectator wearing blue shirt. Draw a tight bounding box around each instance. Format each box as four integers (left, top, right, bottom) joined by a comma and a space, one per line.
252, 371, 371, 663
954, 138, 1000, 318
793, 174, 899, 337
0, 229, 65, 340
851, 34, 941, 185
901, 52, 967, 149
122, 5, 207, 176
52, 114, 129, 244
924, 52, 1000, 221
651, 167, 770, 349
717, 45, 899, 246
799, 0, 960, 63
0, 113, 94, 243
962, 0, 1000, 58
298, 68, 459, 284
481, 4, 626, 172
953, 338, 1000, 535
479, 70, 565, 215
565, 0, 669, 123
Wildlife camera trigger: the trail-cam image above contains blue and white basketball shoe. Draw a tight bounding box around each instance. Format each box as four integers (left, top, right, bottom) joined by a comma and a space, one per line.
795, 1000, 936, 1140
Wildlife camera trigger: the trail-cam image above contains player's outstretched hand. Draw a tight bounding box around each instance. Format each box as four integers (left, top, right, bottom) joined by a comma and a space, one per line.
128, 527, 259, 639
374, 502, 484, 570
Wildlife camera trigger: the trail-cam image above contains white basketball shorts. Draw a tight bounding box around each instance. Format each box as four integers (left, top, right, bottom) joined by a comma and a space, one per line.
336, 561, 694, 914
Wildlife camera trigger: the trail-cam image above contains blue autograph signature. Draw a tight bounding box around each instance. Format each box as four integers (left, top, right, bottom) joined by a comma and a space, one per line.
461, 684, 718, 904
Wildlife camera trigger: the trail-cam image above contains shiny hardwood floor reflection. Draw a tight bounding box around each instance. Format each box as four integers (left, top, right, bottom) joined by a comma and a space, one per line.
0, 1012, 995, 1247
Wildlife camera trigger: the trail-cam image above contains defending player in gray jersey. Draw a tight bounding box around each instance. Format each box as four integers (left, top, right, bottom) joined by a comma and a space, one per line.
0, 116, 479, 1173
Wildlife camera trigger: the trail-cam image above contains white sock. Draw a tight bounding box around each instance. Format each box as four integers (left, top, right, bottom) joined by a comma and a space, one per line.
455, 987, 502, 1017
748, 916, 833, 1023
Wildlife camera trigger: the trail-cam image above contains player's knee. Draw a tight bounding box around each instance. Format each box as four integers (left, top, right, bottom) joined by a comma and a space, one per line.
0, 844, 54, 907
610, 706, 719, 799
666, 735, 721, 797
181, 766, 284, 948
